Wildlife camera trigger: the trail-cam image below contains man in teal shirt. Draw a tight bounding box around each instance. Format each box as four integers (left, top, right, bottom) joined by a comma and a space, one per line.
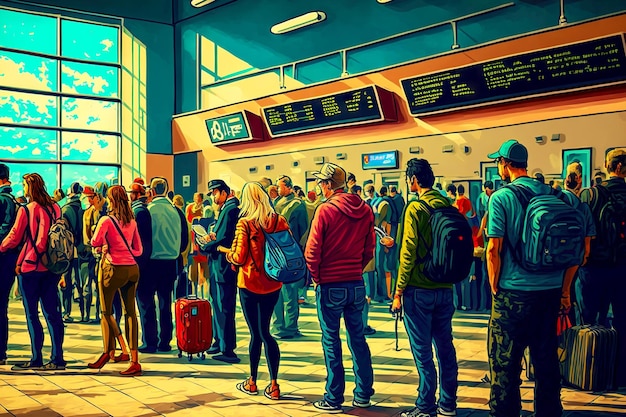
485, 140, 593, 417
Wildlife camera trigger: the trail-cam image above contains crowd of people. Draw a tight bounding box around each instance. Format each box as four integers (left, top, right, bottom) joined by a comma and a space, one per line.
0, 141, 624, 417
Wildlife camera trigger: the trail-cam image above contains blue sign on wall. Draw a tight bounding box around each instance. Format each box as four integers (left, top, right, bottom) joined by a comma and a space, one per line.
362, 151, 399, 170
206, 112, 251, 144
401, 34, 626, 116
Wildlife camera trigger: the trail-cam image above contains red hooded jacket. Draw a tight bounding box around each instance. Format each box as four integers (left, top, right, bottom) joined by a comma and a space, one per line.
305, 191, 375, 285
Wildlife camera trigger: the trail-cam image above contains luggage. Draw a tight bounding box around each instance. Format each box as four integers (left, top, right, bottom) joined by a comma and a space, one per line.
175, 295, 213, 361
560, 324, 617, 391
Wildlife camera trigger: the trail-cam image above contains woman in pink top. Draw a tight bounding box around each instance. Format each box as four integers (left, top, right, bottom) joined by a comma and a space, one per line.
88, 185, 143, 376
0, 173, 65, 370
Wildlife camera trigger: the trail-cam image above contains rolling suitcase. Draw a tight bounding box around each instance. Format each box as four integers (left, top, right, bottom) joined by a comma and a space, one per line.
560, 324, 617, 391
175, 295, 213, 361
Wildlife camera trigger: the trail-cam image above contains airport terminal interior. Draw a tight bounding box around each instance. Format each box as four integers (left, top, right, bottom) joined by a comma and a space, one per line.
1, 0, 626, 415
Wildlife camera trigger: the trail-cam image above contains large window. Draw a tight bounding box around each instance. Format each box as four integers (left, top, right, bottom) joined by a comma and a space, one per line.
0, 6, 123, 197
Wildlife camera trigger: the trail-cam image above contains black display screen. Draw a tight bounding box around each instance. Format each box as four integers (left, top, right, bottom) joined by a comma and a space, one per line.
400, 34, 626, 116
262, 86, 384, 137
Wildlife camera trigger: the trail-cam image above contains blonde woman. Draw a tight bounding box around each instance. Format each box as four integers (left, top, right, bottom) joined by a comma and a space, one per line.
88, 185, 143, 376
219, 182, 289, 400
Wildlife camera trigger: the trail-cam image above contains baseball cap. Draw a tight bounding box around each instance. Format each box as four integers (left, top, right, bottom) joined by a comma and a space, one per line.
207, 179, 228, 191
127, 182, 146, 194
67, 182, 83, 195
487, 139, 528, 163
312, 162, 346, 190
83, 186, 95, 197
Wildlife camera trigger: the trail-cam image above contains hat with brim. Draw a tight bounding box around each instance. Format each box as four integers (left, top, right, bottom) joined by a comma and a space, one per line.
312, 162, 346, 190
487, 139, 528, 163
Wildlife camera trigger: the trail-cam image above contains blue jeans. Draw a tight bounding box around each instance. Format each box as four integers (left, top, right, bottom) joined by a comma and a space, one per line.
316, 281, 374, 406
403, 286, 457, 414
19, 270, 65, 366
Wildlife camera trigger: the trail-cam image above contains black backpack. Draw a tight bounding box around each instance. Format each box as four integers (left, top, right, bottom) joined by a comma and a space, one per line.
416, 200, 474, 284
0, 192, 19, 247
588, 184, 626, 265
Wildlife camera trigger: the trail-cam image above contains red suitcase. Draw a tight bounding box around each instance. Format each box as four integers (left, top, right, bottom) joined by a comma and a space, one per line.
175, 296, 213, 361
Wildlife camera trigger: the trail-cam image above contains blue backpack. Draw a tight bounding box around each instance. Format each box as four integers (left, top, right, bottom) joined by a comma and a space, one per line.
417, 200, 474, 284
263, 223, 307, 284
506, 184, 585, 272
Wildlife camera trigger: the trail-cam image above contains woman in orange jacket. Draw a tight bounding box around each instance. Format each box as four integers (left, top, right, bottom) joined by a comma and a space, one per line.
218, 182, 290, 400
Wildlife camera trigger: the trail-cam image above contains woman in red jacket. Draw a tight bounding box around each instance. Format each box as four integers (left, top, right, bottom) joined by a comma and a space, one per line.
219, 182, 289, 400
0, 173, 65, 370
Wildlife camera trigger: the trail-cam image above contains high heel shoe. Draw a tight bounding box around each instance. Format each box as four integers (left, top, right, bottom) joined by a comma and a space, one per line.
113, 353, 130, 363
88, 352, 111, 369
120, 362, 142, 376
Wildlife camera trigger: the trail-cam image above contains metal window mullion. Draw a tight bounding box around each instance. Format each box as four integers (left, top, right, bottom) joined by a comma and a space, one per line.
57, 14, 62, 189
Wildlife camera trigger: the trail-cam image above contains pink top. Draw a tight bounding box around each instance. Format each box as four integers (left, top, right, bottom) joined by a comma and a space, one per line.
0, 202, 61, 274
91, 216, 143, 265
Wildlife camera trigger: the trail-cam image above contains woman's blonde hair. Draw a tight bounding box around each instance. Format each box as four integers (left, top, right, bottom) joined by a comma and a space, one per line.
239, 182, 275, 229
107, 185, 134, 226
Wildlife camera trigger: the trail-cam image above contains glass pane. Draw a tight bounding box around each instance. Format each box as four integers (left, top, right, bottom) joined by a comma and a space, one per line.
8, 162, 58, 198
61, 97, 118, 132
60, 164, 118, 192
61, 132, 119, 163
0, 8, 57, 55
0, 89, 57, 126
0, 127, 57, 160
0, 51, 57, 92
61, 20, 119, 64
61, 61, 119, 98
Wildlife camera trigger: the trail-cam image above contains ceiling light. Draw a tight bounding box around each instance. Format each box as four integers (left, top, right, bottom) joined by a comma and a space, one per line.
271, 11, 326, 35
191, 0, 217, 8
377, 0, 394, 3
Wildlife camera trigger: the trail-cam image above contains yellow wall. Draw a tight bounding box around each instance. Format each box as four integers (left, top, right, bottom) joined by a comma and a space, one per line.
172, 14, 626, 193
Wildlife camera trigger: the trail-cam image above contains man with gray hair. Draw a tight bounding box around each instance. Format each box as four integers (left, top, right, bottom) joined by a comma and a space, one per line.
142, 177, 182, 353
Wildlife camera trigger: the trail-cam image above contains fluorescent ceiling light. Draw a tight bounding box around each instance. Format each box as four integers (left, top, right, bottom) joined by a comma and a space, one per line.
271, 11, 326, 35
377, 0, 394, 3
191, 0, 217, 8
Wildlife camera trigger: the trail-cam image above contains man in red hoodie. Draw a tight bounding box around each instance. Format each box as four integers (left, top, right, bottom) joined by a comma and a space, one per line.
305, 162, 376, 414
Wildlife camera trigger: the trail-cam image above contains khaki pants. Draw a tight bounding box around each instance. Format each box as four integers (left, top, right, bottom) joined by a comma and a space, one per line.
98, 261, 140, 352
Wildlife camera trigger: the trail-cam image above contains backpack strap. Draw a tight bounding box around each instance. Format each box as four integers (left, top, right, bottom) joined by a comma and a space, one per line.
106, 215, 134, 257
22, 205, 44, 267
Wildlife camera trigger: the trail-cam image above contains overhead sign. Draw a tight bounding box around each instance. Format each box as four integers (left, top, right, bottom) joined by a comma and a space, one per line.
362, 150, 399, 170
205, 111, 264, 146
400, 34, 626, 116
262, 85, 396, 137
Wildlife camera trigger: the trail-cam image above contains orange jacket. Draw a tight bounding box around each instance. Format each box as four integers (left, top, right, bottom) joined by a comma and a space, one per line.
226, 213, 289, 294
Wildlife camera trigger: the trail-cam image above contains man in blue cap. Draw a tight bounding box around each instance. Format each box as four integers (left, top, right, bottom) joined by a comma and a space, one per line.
199, 179, 240, 363
485, 140, 593, 417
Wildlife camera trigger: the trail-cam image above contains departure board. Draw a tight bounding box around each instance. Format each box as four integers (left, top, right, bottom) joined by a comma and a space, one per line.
262, 85, 396, 137
400, 34, 626, 116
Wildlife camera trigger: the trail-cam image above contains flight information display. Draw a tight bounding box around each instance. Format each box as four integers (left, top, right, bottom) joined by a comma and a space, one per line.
262, 86, 395, 137
400, 34, 626, 116
205, 110, 264, 146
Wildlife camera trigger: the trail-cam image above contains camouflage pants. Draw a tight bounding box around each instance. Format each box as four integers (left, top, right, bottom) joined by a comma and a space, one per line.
488, 288, 563, 417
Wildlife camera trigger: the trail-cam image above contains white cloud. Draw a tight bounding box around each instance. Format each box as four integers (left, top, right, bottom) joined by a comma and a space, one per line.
0, 55, 53, 91
27, 138, 39, 144
61, 64, 109, 95
0, 145, 27, 154
62, 99, 117, 132
61, 133, 117, 163
32, 148, 41, 156
101, 39, 113, 52
0, 92, 54, 124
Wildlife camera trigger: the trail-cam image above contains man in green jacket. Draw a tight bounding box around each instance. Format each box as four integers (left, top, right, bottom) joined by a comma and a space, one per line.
392, 158, 458, 417
272, 175, 308, 339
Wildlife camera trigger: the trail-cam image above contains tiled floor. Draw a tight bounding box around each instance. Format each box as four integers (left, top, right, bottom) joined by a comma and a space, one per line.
0, 292, 624, 416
